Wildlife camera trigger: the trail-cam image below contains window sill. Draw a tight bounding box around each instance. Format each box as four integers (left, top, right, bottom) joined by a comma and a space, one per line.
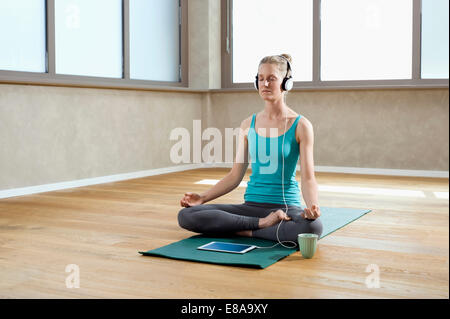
0, 71, 206, 93
1, 71, 448, 93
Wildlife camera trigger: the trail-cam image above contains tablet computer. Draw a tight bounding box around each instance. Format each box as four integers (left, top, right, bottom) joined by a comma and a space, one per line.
197, 241, 257, 254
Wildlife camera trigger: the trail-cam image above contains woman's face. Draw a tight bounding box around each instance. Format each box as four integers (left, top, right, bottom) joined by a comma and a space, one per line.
257, 63, 284, 101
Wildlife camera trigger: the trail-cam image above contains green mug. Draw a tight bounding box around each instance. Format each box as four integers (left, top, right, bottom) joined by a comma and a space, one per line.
298, 233, 318, 259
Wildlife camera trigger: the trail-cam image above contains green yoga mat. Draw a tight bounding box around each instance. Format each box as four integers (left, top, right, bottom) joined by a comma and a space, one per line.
139, 206, 371, 269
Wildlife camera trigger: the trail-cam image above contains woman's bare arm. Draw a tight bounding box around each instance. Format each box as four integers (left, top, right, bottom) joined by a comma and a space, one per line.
199, 118, 250, 204
297, 117, 321, 219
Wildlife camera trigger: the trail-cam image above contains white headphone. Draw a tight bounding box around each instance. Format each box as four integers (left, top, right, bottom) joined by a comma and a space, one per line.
254, 55, 294, 91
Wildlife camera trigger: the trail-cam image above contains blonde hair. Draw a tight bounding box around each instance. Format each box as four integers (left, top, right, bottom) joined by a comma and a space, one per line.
258, 53, 293, 79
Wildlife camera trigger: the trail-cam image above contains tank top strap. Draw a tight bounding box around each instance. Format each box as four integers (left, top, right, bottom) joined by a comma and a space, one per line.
287, 115, 302, 136
250, 113, 256, 129
293, 114, 302, 127
250, 113, 301, 133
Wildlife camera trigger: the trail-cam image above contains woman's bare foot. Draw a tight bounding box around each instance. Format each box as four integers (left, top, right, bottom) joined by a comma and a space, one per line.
258, 209, 291, 228
235, 210, 290, 237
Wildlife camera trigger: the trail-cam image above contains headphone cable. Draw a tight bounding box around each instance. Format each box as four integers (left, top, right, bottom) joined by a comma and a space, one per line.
256, 113, 298, 249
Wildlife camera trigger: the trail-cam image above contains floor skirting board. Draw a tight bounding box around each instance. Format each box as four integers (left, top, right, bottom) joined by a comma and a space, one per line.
0, 163, 448, 199
211, 162, 449, 178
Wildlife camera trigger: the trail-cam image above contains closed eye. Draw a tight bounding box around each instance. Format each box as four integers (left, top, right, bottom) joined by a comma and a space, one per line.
258, 77, 277, 81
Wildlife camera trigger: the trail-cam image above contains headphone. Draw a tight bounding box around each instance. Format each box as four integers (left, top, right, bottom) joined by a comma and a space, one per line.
254, 55, 294, 91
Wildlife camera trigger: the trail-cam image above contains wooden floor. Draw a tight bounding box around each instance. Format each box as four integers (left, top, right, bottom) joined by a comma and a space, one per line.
0, 168, 448, 298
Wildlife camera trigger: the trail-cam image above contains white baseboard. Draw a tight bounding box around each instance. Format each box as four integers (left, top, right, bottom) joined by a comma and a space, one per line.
0, 162, 448, 199
313, 165, 449, 178
211, 162, 449, 178
0, 163, 203, 199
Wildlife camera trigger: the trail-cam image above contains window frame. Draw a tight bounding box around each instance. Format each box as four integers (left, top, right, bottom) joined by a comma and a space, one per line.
0, 0, 189, 90
221, 0, 449, 90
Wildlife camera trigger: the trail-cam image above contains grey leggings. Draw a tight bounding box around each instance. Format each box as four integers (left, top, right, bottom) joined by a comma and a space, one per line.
177, 201, 323, 243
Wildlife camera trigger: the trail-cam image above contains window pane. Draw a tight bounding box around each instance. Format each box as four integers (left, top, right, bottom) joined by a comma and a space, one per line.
130, 0, 180, 82
232, 0, 313, 83
321, 0, 413, 81
55, 0, 122, 78
421, 0, 449, 79
0, 0, 46, 72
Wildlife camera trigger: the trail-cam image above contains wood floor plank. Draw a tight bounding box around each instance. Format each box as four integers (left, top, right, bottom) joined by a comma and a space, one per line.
0, 168, 448, 298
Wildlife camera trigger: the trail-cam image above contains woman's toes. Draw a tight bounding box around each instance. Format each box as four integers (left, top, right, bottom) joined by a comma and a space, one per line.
275, 209, 290, 220
259, 209, 289, 228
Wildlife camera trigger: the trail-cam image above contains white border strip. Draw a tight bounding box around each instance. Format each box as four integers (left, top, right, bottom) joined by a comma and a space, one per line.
214, 163, 449, 178
313, 165, 449, 178
0, 163, 448, 199
0, 164, 203, 199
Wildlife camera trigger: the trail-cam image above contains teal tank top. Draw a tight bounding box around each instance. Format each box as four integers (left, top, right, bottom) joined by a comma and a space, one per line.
244, 113, 302, 207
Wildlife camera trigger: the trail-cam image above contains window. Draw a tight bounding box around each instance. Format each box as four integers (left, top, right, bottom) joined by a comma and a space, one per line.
231, 0, 313, 83
223, 0, 448, 89
0, 0, 46, 73
421, 0, 449, 79
55, 0, 123, 78
130, 0, 180, 82
0, 0, 187, 89
321, 0, 413, 81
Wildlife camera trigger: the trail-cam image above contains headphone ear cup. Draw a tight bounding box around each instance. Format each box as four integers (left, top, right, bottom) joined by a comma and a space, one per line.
284, 77, 293, 91
254, 75, 259, 90
281, 77, 287, 91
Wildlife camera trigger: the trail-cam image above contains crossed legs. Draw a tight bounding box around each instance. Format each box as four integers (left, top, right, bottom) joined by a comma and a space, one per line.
177, 202, 323, 242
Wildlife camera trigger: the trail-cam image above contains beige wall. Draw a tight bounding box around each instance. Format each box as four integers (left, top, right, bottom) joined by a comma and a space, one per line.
0, 85, 448, 191
188, 0, 221, 89
206, 89, 449, 171
0, 84, 203, 190
0, 0, 448, 192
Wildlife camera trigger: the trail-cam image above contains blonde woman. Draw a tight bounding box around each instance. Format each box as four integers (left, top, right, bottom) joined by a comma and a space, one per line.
178, 54, 322, 245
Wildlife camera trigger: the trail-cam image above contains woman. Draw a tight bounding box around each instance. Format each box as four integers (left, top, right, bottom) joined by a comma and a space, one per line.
178, 54, 322, 246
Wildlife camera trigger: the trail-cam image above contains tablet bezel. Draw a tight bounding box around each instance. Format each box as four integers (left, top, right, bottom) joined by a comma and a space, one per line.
197, 241, 257, 254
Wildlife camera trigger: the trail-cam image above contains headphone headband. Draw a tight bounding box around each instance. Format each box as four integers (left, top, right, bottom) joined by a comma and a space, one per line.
277, 55, 292, 75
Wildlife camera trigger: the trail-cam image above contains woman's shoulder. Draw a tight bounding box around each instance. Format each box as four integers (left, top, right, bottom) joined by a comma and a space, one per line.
242, 113, 255, 126
297, 114, 310, 124
286, 108, 300, 120
239, 114, 255, 134
295, 116, 314, 143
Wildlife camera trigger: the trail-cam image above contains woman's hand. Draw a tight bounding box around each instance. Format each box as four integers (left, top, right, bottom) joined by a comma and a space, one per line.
180, 192, 204, 207
301, 204, 321, 220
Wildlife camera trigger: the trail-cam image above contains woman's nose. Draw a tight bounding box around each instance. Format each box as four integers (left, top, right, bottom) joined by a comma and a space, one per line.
264, 80, 269, 86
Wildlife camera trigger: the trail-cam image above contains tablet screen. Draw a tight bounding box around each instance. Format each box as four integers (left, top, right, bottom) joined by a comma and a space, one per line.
197, 241, 256, 254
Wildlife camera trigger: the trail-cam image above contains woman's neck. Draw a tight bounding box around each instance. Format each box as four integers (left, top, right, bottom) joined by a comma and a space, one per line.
263, 100, 289, 120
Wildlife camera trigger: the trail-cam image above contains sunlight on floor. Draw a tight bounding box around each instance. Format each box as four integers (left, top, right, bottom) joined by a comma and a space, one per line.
195, 179, 449, 199
195, 179, 248, 187
318, 185, 425, 197
433, 192, 449, 200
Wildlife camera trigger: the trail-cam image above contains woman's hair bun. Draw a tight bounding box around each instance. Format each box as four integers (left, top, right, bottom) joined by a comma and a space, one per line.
280, 53, 292, 63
